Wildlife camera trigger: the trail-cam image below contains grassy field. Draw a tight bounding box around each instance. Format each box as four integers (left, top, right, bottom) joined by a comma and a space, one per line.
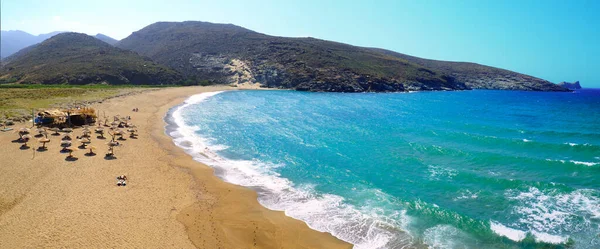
0, 85, 157, 121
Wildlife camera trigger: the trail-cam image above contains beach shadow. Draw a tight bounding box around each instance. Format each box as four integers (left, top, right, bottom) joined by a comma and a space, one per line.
12, 138, 24, 143
78, 145, 87, 149
85, 152, 97, 157
51, 133, 61, 136
65, 156, 79, 162
117, 137, 127, 141
96, 136, 106, 140
37, 147, 48, 152
34, 134, 44, 138
129, 135, 138, 139
20, 144, 30, 150
104, 154, 117, 160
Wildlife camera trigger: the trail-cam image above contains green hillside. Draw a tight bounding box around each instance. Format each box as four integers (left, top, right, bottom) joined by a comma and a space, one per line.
0, 32, 182, 85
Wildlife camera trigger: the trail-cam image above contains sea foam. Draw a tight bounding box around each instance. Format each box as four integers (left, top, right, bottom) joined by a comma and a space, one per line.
168, 92, 414, 249
503, 187, 600, 244
490, 221, 527, 242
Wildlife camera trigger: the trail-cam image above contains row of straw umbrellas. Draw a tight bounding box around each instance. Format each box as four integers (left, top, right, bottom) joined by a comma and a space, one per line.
15, 115, 138, 160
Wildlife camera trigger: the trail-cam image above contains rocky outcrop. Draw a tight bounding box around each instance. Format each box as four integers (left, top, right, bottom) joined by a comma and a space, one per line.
558, 81, 582, 90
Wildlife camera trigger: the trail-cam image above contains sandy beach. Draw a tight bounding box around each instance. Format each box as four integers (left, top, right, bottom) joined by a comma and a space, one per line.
0, 86, 351, 248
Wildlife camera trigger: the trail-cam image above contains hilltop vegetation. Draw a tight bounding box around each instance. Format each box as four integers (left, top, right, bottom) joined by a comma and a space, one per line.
0, 32, 182, 85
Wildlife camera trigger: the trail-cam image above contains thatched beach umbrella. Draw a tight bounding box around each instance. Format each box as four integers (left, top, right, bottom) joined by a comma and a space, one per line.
127, 128, 137, 138
35, 128, 47, 137
39, 130, 49, 138
86, 145, 97, 155
63, 146, 78, 158
95, 127, 105, 139
17, 128, 30, 140
106, 141, 119, 156
78, 138, 91, 148
62, 133, 73, 141
50, 127, 61, 136
21, 134, 32, 148
60, 140, 72, 149
114, 129, 126, 140
81, 129, 92, 138
38, 137, 51, 149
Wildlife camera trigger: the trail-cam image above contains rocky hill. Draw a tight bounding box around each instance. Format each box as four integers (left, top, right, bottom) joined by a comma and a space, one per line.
370, 49, 568, 92
116, 21, 567, 92
116, 21, 469, 92
0, 32, 182, 85
558, 81, 582, 90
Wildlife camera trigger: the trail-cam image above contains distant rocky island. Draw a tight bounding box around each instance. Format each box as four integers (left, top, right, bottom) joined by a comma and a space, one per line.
558, 81, 582, 90
1, 21, 571, 92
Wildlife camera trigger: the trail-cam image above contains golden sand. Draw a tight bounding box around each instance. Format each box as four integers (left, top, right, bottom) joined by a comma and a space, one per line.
0, 86, 351, 248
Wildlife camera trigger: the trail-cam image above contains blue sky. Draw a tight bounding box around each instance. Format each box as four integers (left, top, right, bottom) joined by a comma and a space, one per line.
2, 0, 599, 87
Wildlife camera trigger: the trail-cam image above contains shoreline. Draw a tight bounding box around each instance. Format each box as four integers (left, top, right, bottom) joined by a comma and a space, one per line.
0, 86, 351, 248
166, 90, 412, 248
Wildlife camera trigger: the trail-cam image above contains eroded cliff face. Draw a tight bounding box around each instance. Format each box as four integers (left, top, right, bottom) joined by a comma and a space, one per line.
184, 53, 469, 92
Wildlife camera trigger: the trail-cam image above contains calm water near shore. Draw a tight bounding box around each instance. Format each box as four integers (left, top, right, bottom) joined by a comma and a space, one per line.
168, 89, 600, 248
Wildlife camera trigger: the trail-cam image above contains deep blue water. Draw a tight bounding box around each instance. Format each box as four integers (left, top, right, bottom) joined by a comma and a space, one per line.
168, 89, 600, 248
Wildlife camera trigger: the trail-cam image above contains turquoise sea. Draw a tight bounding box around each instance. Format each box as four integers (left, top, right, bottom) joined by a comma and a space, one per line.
167, 89, 600, 248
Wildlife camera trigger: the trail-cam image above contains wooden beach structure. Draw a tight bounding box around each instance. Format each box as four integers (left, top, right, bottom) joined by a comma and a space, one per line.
34, 107, 97, 127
